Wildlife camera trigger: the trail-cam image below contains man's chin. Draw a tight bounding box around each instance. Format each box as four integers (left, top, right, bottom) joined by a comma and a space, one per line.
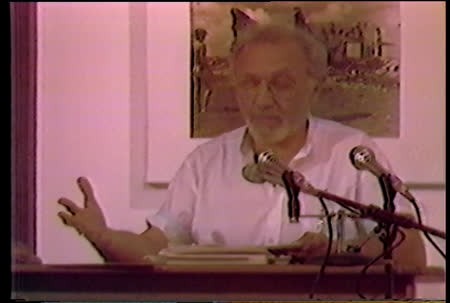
248, 125, 289, 145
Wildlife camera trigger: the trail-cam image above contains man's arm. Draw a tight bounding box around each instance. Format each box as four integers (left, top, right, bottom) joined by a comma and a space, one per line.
86, 225, 168, 263
360, 213, 427, 271
58, 177, 169, 264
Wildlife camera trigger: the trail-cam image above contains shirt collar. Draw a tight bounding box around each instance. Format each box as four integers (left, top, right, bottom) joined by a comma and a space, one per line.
239, 115, 317, 165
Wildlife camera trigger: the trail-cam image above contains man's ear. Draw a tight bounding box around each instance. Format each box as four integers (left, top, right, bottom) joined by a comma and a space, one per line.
231, 8, 258, 35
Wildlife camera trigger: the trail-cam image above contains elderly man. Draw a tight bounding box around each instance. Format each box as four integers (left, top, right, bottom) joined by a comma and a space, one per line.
57, 11, 426, 267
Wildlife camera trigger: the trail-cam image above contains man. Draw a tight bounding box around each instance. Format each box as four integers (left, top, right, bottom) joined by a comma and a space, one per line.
57, 11, 426, 268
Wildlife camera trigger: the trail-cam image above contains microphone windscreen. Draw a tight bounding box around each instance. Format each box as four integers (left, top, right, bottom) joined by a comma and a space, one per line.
242, 163, 265, 184
349, 145, 375, 171
349, 146, 360, 167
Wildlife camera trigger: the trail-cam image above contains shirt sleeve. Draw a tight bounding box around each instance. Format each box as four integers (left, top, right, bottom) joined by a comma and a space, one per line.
146, 158, 198, 246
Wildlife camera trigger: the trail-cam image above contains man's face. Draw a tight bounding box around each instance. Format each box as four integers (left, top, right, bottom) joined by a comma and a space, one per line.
232, 39, 317, 145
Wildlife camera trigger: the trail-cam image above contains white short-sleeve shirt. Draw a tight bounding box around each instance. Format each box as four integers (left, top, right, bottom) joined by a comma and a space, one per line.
147, 116, 411, 247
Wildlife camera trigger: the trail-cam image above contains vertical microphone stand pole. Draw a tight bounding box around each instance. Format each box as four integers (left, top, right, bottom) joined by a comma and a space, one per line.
377, 173, 398, 299
282, 171, 300, 223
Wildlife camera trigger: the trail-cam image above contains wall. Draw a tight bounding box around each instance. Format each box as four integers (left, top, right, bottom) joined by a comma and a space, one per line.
36, 2, 445, 299
36, 2, 151, 264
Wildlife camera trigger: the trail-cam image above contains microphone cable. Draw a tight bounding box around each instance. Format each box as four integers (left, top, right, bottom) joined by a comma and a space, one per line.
356, 197, 445, 299
309, 196, 333, 299
333, 200, 361, 215
408, 197, 446, 259
356, 227, 406, 299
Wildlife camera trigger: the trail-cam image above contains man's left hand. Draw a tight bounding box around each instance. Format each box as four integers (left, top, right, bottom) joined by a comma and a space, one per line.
290, 231, 330, 257
267, 232, 334, 263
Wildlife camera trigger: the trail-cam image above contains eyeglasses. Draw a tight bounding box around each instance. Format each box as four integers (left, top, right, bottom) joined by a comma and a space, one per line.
234, 73, 304, 100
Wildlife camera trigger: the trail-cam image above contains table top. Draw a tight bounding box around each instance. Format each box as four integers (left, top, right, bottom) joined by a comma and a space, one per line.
13, 263, 445, 277
12, 264, 445, 301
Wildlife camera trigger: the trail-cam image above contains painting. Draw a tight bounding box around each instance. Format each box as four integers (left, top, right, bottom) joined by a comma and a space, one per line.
190, 2, 401, 138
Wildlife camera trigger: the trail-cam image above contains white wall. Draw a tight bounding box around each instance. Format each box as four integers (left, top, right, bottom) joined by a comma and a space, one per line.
36, 2, 152, 264
36, 2, 445, 299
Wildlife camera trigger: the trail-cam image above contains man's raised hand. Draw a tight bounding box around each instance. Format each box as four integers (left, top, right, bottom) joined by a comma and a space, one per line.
58, 177, 107, 240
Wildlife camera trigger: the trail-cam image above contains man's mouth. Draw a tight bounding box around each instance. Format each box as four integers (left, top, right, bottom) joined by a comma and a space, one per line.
252, 115, 282, 125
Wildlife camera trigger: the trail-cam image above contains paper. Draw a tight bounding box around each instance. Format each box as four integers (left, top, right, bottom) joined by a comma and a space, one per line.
143, 244, 305, 265
143, 245, 273, 265
159, 245, 270, 255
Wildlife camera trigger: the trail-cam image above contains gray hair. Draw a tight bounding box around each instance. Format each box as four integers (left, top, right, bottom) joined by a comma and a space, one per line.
230, 24, 328, 81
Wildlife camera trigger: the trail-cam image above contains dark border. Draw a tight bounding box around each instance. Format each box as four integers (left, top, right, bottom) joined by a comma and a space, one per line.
11, 2, 37, 254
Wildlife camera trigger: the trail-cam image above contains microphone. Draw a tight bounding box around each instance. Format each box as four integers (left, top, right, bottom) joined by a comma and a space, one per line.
349, 145, 415, 202
257, 151, 300, 222
256, 151, 320, 195
242, 163, 265, 184
257, 151, 287, 186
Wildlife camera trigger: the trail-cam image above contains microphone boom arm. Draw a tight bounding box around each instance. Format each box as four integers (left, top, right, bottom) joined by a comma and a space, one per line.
304, 187, 446, 239
255, 151, 445, 238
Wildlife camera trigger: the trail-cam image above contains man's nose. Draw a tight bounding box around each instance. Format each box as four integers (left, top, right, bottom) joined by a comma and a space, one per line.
254, 81, 275, 109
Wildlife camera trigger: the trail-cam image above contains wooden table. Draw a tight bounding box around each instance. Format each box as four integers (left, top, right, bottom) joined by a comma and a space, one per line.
11, 264, 445, 301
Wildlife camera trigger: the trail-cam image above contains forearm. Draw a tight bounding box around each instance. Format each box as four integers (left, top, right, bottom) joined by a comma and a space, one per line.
393, 228, 427, 268
361, 228, 427, 270
86, 227, 168, 263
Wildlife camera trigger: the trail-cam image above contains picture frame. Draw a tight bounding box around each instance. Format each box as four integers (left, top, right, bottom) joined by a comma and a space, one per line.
145, 2, 445, 186
189, 2, 401, 139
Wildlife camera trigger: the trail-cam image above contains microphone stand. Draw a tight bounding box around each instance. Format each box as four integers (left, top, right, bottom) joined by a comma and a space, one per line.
377, 173, 398, 299
297, 183, 446, 298
298, 182, 446, 239
282, 171, 300, 223
282, 172, 372, 266
307, 210, 375, 266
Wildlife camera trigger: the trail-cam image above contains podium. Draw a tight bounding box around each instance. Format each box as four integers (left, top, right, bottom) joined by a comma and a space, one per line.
12, 264, 444, 301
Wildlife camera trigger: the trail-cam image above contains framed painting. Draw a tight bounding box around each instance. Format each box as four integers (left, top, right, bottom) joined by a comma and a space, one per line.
145, 2, 445, 186
190, 2, 401, 138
